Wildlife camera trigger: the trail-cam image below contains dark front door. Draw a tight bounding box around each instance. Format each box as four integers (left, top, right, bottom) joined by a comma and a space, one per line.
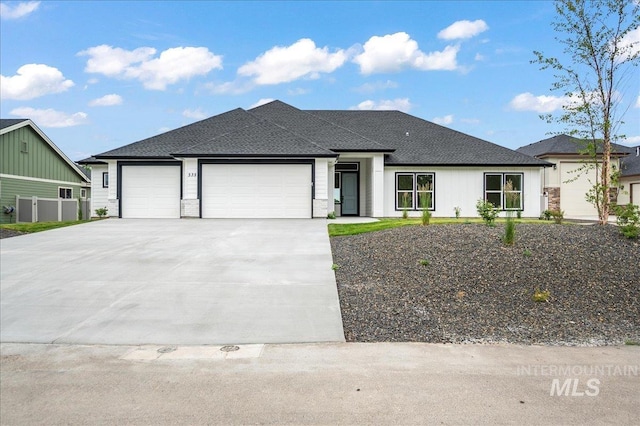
341, 172, 358, 215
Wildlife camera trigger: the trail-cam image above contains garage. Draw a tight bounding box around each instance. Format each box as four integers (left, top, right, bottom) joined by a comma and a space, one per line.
201, 163, 312, 218
560, 162, 598, 217
120, 165, 181, 218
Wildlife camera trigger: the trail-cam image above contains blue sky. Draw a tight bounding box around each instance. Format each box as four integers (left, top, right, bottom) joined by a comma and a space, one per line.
1, 0, 638, 161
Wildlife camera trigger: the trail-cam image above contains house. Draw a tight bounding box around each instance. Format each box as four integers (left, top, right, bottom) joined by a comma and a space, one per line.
516, 134, 634, 217
0, 119, 91, 224
618, 146, 640, 208
82, 100, 549, 220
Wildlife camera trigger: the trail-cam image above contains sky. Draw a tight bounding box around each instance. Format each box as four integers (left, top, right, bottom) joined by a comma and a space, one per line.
1, 0, 639, 162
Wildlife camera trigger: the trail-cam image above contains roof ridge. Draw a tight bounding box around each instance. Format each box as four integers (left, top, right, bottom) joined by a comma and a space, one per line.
244, 108, 336, 155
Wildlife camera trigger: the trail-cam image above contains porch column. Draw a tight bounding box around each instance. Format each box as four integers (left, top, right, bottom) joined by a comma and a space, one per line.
371, 154, 385, 217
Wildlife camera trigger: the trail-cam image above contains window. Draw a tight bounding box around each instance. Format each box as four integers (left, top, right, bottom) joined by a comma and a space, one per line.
20, 140, 28, 153
334, 172, 341, 203
102, 172, 109, 188
59, 187, 72, 199
80, 188, 87, 199
395, 173, 435, 210
484, 173, 523, 210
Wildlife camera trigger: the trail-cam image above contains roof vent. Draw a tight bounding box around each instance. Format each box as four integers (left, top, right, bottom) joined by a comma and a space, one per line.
405, 131, 410, 136
636, 147, 639, 157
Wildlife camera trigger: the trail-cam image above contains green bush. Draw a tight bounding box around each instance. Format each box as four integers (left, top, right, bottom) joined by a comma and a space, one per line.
420, 193, 432, 226
476, 199, 499, 226
549, 209, 564, 224
542, 210, 552, 221
532, 288, 551, 303
95, 207, 108, 218
614, 203, 639, 239
503, 214, 516, 245
454, 206, 461, 219
327, 212, 336, 219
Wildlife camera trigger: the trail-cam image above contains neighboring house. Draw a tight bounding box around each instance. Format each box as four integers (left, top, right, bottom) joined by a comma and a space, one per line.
618, 146, 640, 208
0, 118, 91, 224
516, 134, 633, 217
82, 100, 549, 220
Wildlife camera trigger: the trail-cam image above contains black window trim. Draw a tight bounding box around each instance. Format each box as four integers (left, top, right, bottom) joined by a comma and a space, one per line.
483, 172, 524, 211
102, 172, 109, 188
394, 172, 435, 211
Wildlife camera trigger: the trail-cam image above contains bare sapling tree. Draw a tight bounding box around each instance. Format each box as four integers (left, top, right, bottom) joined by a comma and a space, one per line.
533, 0, 639, 224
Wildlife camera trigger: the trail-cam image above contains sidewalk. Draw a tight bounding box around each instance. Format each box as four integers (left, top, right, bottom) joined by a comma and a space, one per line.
1, 342, 638, 425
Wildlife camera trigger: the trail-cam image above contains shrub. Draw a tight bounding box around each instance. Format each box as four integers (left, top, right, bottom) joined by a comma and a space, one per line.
503, 214, 516, 245
476, 199, 499, 226
614, 203, 640, 239
516, 210, 522, 219
420, 193, 432, 226
523, 248, 532, 257
418, 259, 430, 266
549, 209, 564, 224
327, 212, 336, 219
454, 206, 461, 219
95, 207, 108, 218
331, 264, 340, 271
532, 288, 551, 303
542, 210, 552, 221
402, 208, 408, 219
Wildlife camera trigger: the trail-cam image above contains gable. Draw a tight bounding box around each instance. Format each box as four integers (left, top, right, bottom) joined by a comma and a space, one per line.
0, 123, 88, 183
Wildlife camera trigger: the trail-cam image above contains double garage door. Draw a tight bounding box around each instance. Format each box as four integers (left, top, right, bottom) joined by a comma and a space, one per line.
120, 164, 312, 219
201, 164, 311, 218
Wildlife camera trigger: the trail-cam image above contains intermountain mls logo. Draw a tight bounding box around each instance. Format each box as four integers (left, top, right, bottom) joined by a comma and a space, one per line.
517, 364, 639, 397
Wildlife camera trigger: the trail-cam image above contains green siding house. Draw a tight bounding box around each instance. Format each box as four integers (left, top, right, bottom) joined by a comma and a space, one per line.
0, 119, 90, 224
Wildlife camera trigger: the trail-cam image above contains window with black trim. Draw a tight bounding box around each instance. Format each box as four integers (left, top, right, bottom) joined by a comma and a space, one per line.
395, 173, 435, 210
484, 173, 523, 210
59, 187, 72, 199
102, 172, 109, 188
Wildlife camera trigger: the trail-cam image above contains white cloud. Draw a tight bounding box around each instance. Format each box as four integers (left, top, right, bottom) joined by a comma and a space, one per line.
353, 32, 459, 74
437, 20, 489, 40
474, 53, 485, 61
433, 114, 454, 125
10, 107, 88, 127
351, 98, 412, 112
238, 38, 347, 85
182, 108, 207, 120
1, 64, 74, 100
352, 80, 398, 94
78, 45, 223, 90
0, 1, 39, 19
618, 27, 640, 59
461, 117, 481, 125
508, 92, 569, 113
89, 94, 122, 107
621, 135, 640, 145
249, 98, 275, 108
287, 87, 310, 96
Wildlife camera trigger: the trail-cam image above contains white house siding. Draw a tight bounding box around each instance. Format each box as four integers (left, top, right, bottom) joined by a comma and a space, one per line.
106, 161, 119, 217
383, 167, 543, 218
90, 164, 108, 217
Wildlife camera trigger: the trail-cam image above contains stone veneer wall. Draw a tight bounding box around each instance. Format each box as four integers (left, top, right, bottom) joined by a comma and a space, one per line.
545, 187, 560, 212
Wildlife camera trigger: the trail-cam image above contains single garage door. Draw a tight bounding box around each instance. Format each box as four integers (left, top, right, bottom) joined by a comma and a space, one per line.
121, 165, 181, 218
201, 164, 312, 218
560, 162, 598, 217
632, 183, 640, 208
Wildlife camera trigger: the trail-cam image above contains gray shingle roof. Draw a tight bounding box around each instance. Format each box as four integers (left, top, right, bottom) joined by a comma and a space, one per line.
92, 100, 550, 167
96, 109, 258, 158
621, 147, 640, 177
249, 101, 394, 152
174, 118, 336, 157
0, 118, 28, 130
516, 134, 634, 157
308, 110, 549, 166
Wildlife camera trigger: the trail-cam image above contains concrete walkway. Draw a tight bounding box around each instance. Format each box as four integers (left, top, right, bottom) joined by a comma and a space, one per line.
1, 342, 638, 425
0, 219, 344, 345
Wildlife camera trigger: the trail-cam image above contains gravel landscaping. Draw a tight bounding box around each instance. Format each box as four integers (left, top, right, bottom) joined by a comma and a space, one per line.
331, 223, 639, 346
0, 228, 25, 239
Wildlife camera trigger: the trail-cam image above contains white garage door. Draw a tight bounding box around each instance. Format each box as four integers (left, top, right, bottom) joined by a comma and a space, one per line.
560, 162, 598, 217
632, 183, 640, 208
201, 164, 312, 218
121, 165, 181, 218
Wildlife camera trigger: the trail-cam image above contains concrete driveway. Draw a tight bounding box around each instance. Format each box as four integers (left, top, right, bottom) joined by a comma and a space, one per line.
0, 219, 345, 345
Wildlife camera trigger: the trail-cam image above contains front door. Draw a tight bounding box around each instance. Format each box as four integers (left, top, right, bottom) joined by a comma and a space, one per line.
341, 172, 358, 215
